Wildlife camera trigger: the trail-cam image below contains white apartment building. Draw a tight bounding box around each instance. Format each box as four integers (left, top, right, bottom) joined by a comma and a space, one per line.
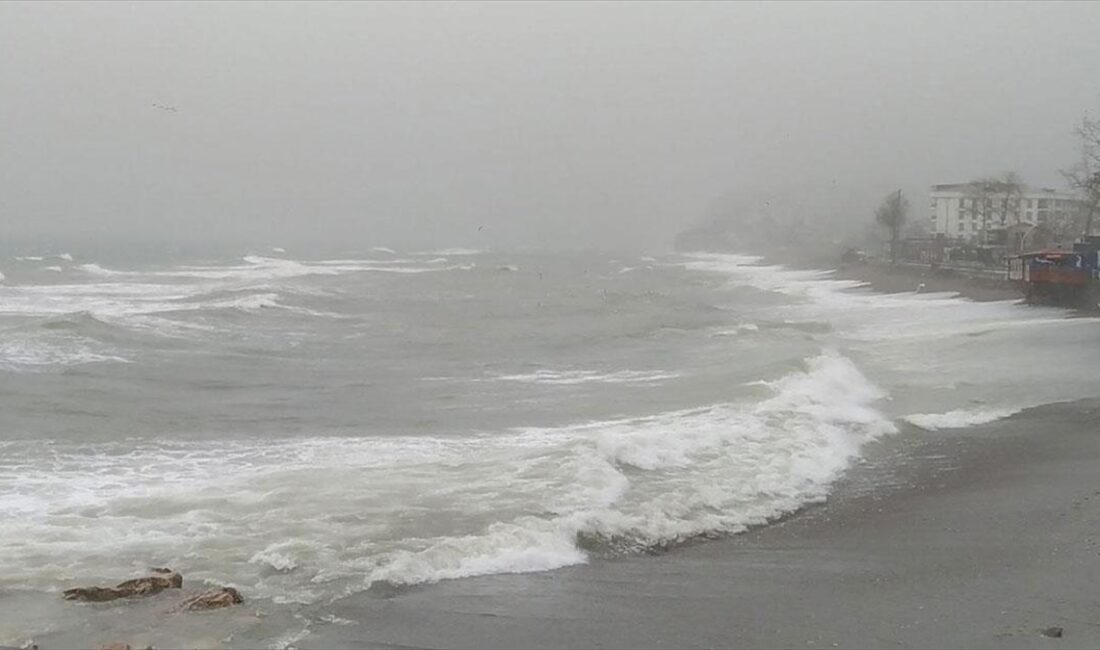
929, 183, 1084, 241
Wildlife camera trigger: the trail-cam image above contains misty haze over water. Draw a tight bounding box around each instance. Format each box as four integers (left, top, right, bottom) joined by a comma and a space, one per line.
3, 2, 1100, 254
4, 3, 1100, 649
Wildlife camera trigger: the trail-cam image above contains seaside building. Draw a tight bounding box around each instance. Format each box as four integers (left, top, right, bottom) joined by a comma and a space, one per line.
929, 183, 1085, 246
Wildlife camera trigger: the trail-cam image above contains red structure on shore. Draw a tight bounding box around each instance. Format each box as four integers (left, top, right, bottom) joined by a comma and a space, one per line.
1008, 238, 1100, 306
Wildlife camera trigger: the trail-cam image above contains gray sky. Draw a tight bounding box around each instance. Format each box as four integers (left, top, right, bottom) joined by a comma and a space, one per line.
3, 1, 1100, 252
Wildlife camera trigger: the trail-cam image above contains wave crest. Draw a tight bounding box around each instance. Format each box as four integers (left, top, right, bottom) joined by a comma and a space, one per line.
903, 407, 1021, 430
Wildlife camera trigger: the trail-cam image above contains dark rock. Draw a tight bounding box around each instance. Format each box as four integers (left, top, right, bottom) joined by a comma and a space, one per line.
63, 568, 183, 602
114, 569, 183, 595
1041, 626, 1064, 638
172, 586, 244, 612
62, 586, 126, 602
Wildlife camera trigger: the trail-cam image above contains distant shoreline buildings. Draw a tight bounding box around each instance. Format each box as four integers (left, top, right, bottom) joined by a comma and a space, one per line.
929, 182, 1084, 244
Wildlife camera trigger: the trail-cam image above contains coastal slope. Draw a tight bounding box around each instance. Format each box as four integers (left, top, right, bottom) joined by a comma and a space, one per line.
308, 400, 1100, 649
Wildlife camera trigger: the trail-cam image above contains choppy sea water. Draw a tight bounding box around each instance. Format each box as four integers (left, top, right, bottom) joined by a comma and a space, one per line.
2, 249, 1099, 647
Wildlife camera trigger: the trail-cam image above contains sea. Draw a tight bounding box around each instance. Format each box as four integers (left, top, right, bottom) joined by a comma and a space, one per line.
2, 248, 1100, 648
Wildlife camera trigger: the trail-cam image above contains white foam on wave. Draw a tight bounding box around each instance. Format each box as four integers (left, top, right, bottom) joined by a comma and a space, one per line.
203, 292, 282, 312
0, 256, 385, 358
710, 322, 760, 337
493, 369, 681, 385
15, 256, 44, 262
903, 407, 1022, 431
250, 544, 301, 572
679, 253, 987, 316
0, 351, 891, 601
0, 281, 208, 318
0, 336, 129, 370
0, 276, 285, 350
417, 248, 483, 256
75, 257, 328, 282
145, 291, 341, 320
678, 251, 1100, 424
365, 350, 894, 589
43, 266, 63, 272
77, 263, 117, 276
80, 256, 463, 282
859, 313, 1081, 345
57, 253, 73, 261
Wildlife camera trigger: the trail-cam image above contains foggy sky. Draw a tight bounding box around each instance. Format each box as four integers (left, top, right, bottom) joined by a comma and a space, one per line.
3, 1, 1100, 253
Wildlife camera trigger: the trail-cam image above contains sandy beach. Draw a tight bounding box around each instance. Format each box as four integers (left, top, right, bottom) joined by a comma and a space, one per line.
835, 261, 1022, 303
754, 244, 1022, 303
303, 399, 1100, 649
8, 2, 1100, 648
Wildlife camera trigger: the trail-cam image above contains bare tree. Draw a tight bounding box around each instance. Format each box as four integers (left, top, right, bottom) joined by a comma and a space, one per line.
992, 171, 1025, 230
875, 189, 908, 264
964, 172, 1024, 243
1061, 114, 1100, 239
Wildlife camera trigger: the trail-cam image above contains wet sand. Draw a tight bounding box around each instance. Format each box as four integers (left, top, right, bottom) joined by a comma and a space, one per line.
307, 400, 1100, 649
746, 244, 1022, 303
833, 261, 1021, 303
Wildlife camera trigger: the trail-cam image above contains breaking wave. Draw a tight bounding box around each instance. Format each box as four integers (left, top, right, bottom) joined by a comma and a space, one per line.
0, 350, 893, 599
903, 407, 1023, 431
491, 369, 682, 385
417, 248, 483, 256
360, 351, 895, 590
0, 334, 129, 370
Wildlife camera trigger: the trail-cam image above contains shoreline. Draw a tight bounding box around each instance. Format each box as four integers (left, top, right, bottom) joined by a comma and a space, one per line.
745, 244, 1023, 303
305, 399, 1100, 649
833, 260, 1022, 303
11, 250, 1090, 649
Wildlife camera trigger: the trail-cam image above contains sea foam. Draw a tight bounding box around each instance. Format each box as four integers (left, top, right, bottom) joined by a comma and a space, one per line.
364, 350, 893, 589
0, 351, 891, 599
903, 407, 1022, 430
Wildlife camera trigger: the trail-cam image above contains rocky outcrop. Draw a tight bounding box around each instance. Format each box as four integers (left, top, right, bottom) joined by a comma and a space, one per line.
1041, 626, 1064, 638
61, 568, 243, 616
63, 568, 182, 602
171, 586, 244, 612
